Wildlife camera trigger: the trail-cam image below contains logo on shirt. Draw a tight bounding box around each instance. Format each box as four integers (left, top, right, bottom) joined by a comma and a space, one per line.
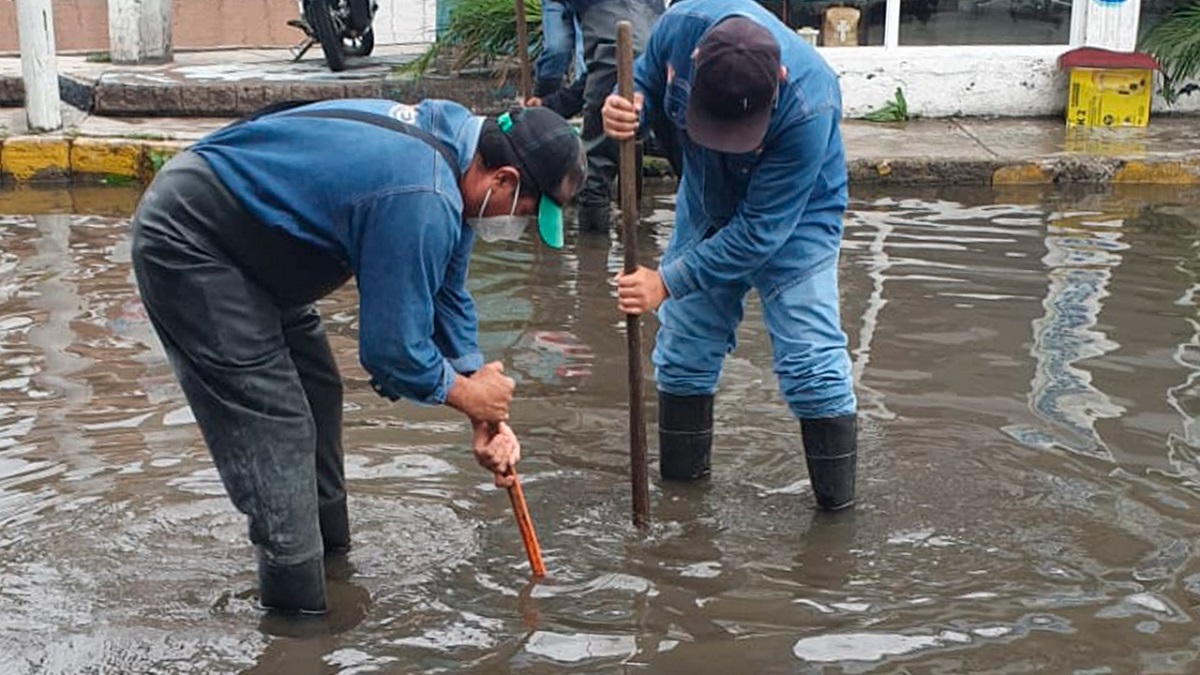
388, 104, 418, 124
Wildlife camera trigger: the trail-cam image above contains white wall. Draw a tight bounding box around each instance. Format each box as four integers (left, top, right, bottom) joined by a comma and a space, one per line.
373, 0, 1200, 119
823, 45, 1200, 119
373, 0, 439, 45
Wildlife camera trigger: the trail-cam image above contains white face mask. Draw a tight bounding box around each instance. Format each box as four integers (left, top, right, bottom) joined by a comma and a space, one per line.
467, 180, 531, 243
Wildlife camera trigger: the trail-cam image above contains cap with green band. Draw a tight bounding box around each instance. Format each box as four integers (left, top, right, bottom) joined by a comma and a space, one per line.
494, 107, 586, 249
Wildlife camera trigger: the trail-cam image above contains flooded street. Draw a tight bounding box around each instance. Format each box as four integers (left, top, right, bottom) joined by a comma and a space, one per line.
3, 184, 1200, 673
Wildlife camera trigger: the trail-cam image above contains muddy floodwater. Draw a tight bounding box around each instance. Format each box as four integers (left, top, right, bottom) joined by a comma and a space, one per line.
3, 184, 1200, 674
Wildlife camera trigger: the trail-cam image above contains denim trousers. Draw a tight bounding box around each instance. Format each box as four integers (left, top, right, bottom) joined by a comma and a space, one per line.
652, 255, 857, 420
536, 0, 585, 84
130, 153, 348, 584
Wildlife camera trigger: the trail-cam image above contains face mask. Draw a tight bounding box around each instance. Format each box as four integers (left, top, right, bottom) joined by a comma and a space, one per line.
468, 180, 531, 243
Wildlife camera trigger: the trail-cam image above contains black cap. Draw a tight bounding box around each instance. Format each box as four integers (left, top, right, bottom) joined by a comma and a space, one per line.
495, 106, 586, 248
686, 17, 781, 153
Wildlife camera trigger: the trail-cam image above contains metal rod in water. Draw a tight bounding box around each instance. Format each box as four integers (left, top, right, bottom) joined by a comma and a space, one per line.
616, 20, 650, 529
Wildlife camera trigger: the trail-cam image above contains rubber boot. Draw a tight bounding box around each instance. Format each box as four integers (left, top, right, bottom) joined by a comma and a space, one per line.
319, 497, 351, 556
659, 392, 713, 481
258, 551, 328, 615
578, 202, 613, 234
800, 414, 858, 511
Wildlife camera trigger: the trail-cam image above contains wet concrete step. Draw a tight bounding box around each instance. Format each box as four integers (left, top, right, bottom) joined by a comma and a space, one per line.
0, 46, 528, 117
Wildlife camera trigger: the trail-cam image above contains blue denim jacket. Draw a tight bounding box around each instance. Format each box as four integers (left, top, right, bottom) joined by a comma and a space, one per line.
191, 99, 484, 406
633, 0, 849, 298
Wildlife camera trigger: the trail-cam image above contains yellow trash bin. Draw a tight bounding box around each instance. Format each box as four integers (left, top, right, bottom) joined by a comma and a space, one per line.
1058, 47, 1161, 129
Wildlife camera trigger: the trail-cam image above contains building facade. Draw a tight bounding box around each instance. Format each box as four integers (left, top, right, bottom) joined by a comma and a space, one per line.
0, 0, 1195, 117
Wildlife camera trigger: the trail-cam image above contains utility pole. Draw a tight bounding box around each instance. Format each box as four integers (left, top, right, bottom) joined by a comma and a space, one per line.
108, 0, 173, 64
15, 0, 62, 132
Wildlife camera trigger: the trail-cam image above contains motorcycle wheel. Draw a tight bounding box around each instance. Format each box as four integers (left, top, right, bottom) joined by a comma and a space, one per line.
345, 26, 375, 57
305, 0, 347, 72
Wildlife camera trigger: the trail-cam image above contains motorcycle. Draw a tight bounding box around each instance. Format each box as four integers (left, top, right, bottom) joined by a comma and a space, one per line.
289, 0, 378, 72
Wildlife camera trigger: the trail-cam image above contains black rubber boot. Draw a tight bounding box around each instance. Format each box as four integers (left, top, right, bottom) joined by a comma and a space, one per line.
578, 202, 613, 234
800, 414, 858, 511
319, 497, 351, 556
659, 392, 713, 481
258, 551, 328, 615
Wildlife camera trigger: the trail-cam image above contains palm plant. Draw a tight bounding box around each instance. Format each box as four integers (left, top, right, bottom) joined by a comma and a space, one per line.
400, 0, 543, 79
1139, 0, 1200, 104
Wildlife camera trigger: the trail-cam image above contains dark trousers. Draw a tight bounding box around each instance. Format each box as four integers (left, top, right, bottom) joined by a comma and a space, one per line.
130, 153, 348, 604
577, 0, 661, 207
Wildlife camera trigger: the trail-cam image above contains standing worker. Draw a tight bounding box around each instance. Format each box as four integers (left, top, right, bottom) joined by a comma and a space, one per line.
601, 0, 858, 510
526, 0, 664, 233
131, 99, 585, 614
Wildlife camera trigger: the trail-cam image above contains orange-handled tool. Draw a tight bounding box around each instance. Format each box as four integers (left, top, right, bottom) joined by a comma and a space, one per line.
506, 467, 546, 578
490, 422, 546, 578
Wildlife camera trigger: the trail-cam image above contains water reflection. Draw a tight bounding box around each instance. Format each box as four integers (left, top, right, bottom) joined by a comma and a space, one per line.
1005, 206, 1128, 460
2, 186, 1200, 673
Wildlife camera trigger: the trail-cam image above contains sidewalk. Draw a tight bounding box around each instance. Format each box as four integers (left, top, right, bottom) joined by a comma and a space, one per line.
0, 46, 1197, 186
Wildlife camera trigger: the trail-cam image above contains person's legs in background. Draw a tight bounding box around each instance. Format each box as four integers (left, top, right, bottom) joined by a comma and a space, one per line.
575, 0, 661, 232
535, 0, 577, 97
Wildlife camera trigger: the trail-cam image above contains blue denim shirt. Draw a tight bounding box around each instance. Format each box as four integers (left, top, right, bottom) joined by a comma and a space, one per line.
633, 0, 849, 297
191, 99, 484, 406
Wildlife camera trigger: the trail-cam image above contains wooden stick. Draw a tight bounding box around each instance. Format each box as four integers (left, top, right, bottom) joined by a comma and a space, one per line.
507, 468, 546, 578
616, 20, 650, 529
513, 0, 532, 101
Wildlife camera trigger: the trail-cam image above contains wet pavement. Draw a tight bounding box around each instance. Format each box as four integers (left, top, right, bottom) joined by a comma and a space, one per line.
3, 184, 1200, 673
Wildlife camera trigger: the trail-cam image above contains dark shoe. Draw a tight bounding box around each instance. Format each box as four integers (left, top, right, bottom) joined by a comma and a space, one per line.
801, 415, 858, 511
258, 551, 327, 615
319, 498, 351, 555
578, 203, 613, 234
659, 392, 713, 481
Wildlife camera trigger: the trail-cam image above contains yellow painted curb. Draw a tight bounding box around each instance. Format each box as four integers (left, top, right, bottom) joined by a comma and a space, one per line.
70, 137, 143, 179
992, 164, 1051, 185
3, 135, 71, 181
1112, 160, 1200, 185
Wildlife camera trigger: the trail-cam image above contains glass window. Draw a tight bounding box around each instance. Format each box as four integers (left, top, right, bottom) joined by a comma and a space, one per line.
899, 0, 1072, 45
773, 1, 888, 46
1140, 0, 1185, 39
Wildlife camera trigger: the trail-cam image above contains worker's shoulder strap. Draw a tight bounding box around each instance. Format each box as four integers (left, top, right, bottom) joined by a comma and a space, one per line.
234, 100, 461, 180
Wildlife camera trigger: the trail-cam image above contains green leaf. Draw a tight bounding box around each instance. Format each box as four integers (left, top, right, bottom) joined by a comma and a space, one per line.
397, 0, 544, 80
1139, 0, 1200, 104
861, 87, 909, 123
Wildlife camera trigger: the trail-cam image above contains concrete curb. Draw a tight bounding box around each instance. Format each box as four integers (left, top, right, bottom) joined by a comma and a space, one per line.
847, 156, 1200, 186
2, 134, 1199, 186
1, 135, 190, 183
0, 72, 524, 117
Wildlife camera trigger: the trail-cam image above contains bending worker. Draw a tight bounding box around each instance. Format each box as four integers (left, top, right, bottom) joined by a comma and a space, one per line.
131, 100, 586, 614
601, 0, 858, 510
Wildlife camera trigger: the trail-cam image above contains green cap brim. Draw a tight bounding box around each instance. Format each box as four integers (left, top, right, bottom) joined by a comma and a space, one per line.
538, 195, 564, 249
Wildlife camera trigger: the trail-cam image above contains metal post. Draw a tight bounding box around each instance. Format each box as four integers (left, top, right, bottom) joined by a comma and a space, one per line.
1079, 0, 1142, 51
884, 0, 900, 49
514, 0, 532, 100
15, 0, 62, 132
617, 21, 650, 529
